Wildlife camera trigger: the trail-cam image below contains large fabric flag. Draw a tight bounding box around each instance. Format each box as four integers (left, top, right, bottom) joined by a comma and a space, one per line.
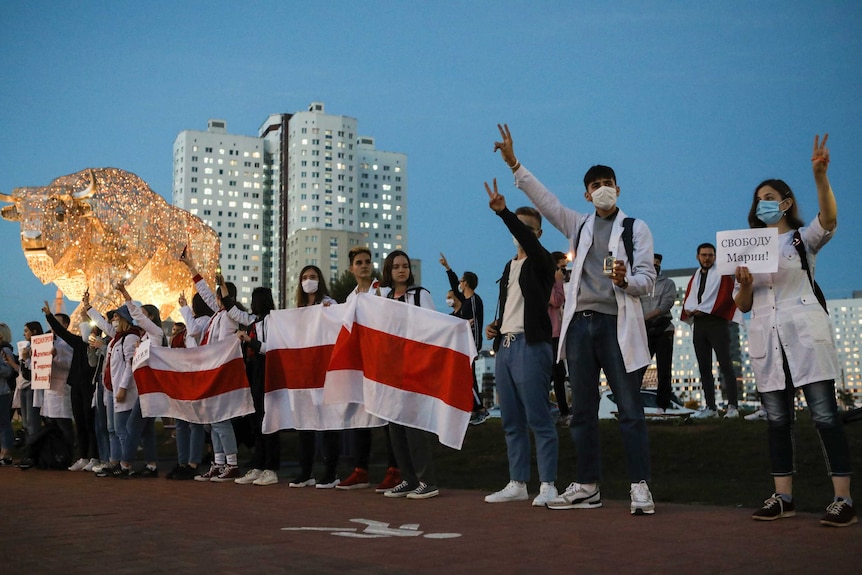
262, 304, 386, 433
133, 338, 253, 424
326, 294, 477, 450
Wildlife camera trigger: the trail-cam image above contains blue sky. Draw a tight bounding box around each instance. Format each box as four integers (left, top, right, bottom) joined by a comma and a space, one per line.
2, 1, 861, 338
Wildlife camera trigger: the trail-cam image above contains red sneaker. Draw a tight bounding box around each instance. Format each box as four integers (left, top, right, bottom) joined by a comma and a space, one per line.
375, 467, 402, 493
336, 467, 370, 490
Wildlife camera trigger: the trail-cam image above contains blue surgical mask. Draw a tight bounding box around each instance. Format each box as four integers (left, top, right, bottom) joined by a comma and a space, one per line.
756, 200, 784, 225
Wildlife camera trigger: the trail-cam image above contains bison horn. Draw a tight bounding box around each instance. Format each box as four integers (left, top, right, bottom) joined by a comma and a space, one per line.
71, 170, 97, 200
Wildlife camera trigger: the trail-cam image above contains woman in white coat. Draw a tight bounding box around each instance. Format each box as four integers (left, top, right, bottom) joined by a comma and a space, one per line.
735, 134, 855, 528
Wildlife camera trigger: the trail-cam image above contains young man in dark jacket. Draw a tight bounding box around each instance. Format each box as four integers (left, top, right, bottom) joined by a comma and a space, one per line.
483, 178, 559, 507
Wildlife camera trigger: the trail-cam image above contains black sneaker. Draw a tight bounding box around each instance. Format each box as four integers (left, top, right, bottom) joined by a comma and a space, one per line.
129, 466, 158, 479
96, 464, 118, 478
17, 458, 34, 470
173, 465, 197, 480
165, 464, 183, 480
383, 480, 420, 498
406, 482, 440, 499
752, 493, 795, 521
820, 500, 858, 527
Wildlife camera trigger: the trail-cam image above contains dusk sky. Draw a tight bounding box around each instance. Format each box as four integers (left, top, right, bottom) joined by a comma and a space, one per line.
2, 1, 861, 340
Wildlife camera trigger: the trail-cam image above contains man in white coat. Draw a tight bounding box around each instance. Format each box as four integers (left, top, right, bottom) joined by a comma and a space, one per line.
493, 124, 657, 516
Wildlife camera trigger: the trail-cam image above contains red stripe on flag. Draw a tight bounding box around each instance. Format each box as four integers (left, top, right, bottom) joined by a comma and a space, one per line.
351, 324, 473, 412
135, 357, 248, 401
327, 325, 362, 372
265, 344, 335, 392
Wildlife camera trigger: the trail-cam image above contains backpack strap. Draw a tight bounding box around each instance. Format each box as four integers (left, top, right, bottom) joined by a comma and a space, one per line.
622, 217, 635, 268
574, 216, 635, 268
792, 230, 828, 314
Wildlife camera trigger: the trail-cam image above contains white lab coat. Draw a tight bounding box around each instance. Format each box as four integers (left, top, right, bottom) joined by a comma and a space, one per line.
738, 216, 839, 392
514, 166, 655, 372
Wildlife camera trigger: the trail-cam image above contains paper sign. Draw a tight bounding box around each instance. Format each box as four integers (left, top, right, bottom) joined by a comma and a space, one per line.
132, 338, 151, 371
30, 333, 54, 390
715, 228, 779, 275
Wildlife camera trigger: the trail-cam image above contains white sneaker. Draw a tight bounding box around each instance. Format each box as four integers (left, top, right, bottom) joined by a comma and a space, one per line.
547, 482, 602, 510
630, 480, 655, 515
91, 461, 112, 473
532, 482, 558, 507
692, 407, 718, 419
745, 408, 768, 421
724, 405, 740, 419
235, 468, 263, 485
253, 469, 279, 486
316, 477, 340, 489
68, 458, 89, 471
82, 458, 99, 472
484, 480, 529, 503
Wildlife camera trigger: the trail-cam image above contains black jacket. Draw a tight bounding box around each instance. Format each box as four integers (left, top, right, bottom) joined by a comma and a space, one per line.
494, 207, 555, 345
45, 313, 96, 390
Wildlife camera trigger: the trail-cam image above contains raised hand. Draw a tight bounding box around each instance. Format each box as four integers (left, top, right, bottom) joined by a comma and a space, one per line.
493, 123, 519, 169
42, 300, 51, 315
812, 133, 830, 177
484, 179, 507, 213
178, 291, 187, 308
439, 253, 450, 270
115, 280, 131, 301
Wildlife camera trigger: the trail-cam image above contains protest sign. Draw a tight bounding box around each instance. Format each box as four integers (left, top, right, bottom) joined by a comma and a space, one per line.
30, 333, 54, 390
716, 228, 778, 275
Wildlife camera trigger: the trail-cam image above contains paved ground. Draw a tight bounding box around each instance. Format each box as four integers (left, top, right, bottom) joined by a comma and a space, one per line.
2, 464, 859, 574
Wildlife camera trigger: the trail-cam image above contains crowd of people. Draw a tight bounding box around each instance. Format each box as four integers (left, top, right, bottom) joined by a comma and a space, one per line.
0, 129, 855, 527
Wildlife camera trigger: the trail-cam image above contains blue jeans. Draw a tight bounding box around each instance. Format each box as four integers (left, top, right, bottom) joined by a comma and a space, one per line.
494, 334, 558, 483
761, 366, 851, 477
175, 419, 205, 466
211, 420, 237, 456
104, 390, 121, 462
126, 399, 157, 464
566, 311, 651, 483
93, 382, 110, 462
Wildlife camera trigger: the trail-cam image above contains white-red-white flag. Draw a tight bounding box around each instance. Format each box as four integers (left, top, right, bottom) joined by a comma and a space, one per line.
133, 338, 253, 424
325, 295, 477, 450
262, 305, 386, 433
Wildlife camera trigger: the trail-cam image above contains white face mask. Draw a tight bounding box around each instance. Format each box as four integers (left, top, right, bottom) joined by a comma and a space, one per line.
446, 298, 455, 308
301, 279, 319, 294
591, 186, 618, 211
111, 319, 120, 329
512, 235, 521, 249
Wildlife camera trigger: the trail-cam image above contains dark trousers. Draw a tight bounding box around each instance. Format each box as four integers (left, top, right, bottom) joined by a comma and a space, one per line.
298, 430, 340, 479
353, 425, 398, 471
645, 330, 674, 410
693, 315, 737, 409
551, 337, 569, 417
389, 423, 437, 487
249, 377, 280, 470
70, 382, 97, 460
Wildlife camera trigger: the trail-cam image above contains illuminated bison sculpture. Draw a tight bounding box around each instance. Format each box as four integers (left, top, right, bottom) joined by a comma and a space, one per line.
0, 167, 220, 321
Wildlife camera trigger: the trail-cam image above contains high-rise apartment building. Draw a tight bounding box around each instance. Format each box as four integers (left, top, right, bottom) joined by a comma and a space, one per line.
173, 103, 408, 308
172, 119, 268, 304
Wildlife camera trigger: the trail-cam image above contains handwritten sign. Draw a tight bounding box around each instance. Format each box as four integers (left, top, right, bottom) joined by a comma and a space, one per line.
30, 333, 54, 390
132, 338, 151, 371
716, 228, 779, 275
